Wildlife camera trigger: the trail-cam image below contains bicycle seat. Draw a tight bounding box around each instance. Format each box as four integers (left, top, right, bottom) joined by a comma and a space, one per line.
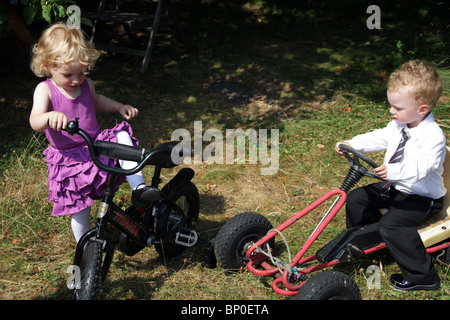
147, 141, 187, 168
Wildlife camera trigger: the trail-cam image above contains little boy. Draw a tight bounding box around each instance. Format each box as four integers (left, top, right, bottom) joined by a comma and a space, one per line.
336, 60, 446, 291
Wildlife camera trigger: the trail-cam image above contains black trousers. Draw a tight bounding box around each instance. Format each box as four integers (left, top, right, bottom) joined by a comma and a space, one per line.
346, 182, 444, 284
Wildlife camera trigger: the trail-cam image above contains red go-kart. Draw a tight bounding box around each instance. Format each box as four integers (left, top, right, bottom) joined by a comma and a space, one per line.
213, 145, 450, 299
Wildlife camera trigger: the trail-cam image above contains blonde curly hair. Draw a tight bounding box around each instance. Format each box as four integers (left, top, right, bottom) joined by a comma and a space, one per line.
31, 23, 100, 77
388, 60, 443, 110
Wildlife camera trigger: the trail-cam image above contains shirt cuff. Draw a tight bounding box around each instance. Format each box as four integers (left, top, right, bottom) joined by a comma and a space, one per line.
386, 163, 402, 181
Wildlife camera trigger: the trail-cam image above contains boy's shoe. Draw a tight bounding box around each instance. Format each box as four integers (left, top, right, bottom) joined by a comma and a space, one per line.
389, 274, 440, 291
132, 184, 161, 208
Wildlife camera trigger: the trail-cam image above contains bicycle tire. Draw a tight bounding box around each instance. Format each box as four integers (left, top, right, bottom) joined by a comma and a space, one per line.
74, 240, 103, 300
155, 181, 200, 258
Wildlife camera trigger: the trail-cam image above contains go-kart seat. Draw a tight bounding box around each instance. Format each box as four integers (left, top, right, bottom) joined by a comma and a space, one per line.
417, 146, 450, 247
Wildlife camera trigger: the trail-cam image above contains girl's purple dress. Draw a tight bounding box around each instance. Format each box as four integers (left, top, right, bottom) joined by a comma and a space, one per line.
42, 79, 138, 216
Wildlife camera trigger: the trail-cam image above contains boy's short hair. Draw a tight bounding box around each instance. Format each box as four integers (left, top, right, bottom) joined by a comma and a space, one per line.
31, 23, 100, 77
388, 60, 443, 110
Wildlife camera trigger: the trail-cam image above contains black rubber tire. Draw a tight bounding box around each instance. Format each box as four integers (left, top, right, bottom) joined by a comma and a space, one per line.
74, 240, 103, 300
214, 212, 274, 270
155, 181, 199, 258
295, 270, 361, 300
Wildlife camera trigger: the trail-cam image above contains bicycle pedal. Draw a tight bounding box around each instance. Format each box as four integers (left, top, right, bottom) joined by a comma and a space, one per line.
175, 227, 198, 247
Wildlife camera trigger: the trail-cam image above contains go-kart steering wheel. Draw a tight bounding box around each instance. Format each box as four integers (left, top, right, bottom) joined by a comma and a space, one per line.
338, 144, 381, 180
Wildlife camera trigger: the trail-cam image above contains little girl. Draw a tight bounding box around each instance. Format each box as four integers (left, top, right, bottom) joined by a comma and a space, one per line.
29, 23, 152, 243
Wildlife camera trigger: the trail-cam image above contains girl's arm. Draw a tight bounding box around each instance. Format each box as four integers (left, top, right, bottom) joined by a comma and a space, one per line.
88, 78, 139, 120
29, 82, 67, 132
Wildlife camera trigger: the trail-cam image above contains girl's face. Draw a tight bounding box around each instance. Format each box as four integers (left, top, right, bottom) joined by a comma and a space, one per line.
387, 87, 429, 128
48, 61, 86, 93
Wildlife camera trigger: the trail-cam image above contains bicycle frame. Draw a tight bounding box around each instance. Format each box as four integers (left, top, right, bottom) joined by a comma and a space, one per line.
72, 168, 192, 273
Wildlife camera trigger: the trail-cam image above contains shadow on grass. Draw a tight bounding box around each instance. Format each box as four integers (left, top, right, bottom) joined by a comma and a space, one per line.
2, 0, 448, 150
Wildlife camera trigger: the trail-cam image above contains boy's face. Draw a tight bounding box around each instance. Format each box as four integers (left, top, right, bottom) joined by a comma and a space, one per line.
387, 86, 430, 128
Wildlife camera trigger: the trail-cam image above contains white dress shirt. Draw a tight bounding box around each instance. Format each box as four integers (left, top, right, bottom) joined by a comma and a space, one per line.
347, 113, 447, 199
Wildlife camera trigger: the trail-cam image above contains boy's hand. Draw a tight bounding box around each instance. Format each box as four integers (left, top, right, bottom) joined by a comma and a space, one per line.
374, 165, 388, 180
119, 104, 139, 120
335, 141, 352, 155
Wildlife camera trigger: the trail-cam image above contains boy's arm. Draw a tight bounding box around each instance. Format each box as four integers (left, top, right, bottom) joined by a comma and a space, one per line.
338, 121, 394, 155
346, 123, 393, 153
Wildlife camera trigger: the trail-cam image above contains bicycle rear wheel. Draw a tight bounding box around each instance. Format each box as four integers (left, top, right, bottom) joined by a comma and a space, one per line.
155, 182, 200, 258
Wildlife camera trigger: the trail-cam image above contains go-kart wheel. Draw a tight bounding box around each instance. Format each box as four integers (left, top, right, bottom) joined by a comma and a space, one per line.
214, 212, 274, 270
295, 270, 361, 300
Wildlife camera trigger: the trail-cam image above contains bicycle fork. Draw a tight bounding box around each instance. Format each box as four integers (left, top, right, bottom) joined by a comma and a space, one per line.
73, 177, 117, 282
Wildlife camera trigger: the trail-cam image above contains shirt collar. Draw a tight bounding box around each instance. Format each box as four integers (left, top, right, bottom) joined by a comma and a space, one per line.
406, 112, 435, 141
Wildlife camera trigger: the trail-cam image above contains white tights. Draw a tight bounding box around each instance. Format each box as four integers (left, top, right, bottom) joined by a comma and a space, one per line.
71, 207, 91, 243
70, 130, 145, 242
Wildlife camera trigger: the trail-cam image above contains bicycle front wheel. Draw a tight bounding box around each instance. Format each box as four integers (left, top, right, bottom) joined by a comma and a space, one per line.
74, 240, 103, 300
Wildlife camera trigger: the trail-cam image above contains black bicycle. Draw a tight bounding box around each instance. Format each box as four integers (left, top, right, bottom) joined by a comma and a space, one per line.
64, 117, 208, 300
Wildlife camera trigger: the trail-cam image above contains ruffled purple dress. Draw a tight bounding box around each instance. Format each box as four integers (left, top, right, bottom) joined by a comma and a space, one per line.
42, 79, 138, 216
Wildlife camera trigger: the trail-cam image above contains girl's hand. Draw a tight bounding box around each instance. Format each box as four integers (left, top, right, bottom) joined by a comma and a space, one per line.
119, 104, 139, 120
374, 165, 388, 180
47, 111, 68, 131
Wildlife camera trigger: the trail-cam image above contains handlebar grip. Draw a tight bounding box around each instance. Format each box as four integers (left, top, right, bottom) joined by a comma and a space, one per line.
94, 140, 145, 162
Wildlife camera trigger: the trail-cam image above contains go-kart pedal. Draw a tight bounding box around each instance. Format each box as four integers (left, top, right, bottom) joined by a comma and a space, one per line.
316, 223, 383, 263
132, 184, 161, 208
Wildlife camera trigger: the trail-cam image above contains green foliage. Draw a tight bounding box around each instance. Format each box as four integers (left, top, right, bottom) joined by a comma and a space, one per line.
21, 0, 75, 25
0, 0, 92, 35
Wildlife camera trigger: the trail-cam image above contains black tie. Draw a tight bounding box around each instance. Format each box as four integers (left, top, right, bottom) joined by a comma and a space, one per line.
380, 128, 410, 199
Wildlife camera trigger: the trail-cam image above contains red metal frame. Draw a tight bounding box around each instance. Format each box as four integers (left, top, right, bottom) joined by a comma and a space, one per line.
244, 189, 450, 296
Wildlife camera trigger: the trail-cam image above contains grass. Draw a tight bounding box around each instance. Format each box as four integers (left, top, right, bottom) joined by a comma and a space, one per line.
1, 0, 450, 300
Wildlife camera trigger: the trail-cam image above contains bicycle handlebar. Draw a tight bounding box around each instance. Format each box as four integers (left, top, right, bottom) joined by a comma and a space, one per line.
64, 117, 179, 176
